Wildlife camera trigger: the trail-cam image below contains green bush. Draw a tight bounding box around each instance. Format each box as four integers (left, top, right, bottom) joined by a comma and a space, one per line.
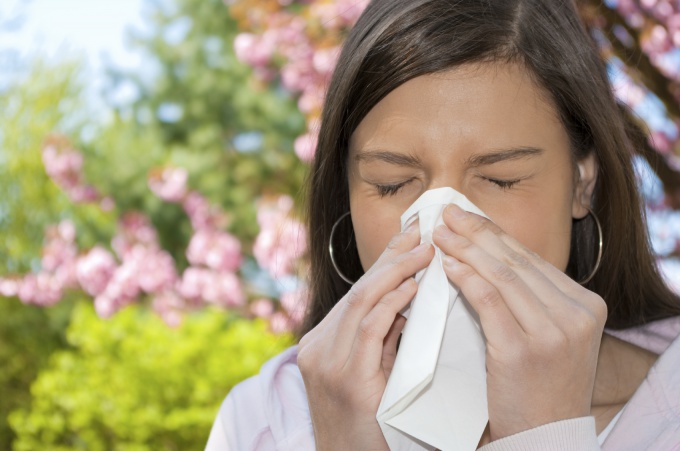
0, 299, 73, 449
9, 303, 293, 450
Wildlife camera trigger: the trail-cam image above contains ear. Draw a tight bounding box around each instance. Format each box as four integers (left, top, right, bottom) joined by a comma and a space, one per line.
572, 152, 598, 219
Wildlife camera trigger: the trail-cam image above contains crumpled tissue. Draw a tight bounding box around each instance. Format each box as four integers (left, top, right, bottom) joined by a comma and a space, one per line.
376, 187, 489, 451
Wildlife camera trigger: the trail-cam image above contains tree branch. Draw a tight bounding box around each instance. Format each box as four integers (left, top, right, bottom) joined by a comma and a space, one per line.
581, 0, 680, 121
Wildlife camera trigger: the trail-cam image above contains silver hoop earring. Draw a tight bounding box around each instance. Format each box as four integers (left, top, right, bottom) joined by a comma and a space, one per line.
329, 212, 356, 285
578, 207, 603, 285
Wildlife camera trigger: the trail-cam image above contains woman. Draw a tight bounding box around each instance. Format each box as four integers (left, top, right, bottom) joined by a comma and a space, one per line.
207, 0, 680, 449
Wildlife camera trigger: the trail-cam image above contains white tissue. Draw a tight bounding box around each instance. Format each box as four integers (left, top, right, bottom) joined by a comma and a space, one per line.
376, 187, 489, 451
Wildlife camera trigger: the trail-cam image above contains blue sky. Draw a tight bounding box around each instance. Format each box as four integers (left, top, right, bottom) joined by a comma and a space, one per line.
0, 0, 151, 108
1, 0, 146, 66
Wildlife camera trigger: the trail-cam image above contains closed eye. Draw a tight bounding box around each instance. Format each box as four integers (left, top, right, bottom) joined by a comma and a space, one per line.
375, 176, 522, 197
485, 177, 522, 190
374, 179, 412, 198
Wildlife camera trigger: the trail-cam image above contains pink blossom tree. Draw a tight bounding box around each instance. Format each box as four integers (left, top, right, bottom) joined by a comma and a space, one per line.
1, 133, 309, 331
228, 0, 680, 288
3, 0, 679, 335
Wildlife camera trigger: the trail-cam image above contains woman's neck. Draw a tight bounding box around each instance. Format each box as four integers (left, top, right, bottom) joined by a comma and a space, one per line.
590, 333, 658, 432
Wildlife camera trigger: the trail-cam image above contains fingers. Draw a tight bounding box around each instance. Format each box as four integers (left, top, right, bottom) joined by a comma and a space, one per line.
440, 205, 586, 302
337, 229, 434, 324
321, 221, 421, 325
332, 242, 432, 355
425, 204, 606, 441
493, 231, 606, 319
434, 223, 550, 331
442, 254, 523, 343
299, 222, 432, 418
435, 204, 606, 334
325, 225, 434, 358
347, 280, 415, 376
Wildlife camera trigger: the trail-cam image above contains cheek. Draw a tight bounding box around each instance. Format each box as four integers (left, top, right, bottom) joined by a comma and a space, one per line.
348, 166, 405, 272
508, 219, 572, 271
352, 212, 400, 272
496, 197, 573, 272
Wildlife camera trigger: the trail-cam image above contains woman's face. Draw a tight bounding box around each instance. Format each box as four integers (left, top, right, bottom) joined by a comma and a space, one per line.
347, 63, 597, 273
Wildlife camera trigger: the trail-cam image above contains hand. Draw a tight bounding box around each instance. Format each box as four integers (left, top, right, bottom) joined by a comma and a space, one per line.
432, 204, 607, 441
298, 223, 434, 451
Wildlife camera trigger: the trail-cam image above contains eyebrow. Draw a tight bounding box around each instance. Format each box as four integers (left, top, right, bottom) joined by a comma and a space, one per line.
354, 150, 423, 167
354, 146, 544, 168
465, 146, 544, 167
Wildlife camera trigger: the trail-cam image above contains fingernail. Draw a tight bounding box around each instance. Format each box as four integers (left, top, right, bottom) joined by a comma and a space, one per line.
446, 204, 467, 219
410, 243, 429, 254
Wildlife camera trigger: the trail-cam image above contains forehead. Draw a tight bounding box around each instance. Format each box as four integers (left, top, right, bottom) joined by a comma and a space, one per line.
349, 63, 566, 157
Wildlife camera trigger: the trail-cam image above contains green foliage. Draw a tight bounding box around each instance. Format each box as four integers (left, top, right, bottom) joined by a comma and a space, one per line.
1, 0, 308, 448
77, 114, 189, 261
0, 0, 309, 276
0, 60, 112, 274
0, 57, 185, 447
106, 0, 308, 243
0, 299, 74, 450
9, 302, 293, 450
0, 60, 112, 448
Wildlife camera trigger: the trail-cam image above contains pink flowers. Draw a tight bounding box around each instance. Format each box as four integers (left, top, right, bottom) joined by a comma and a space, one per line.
3, 144, 274, 326
266, 288, 310, 334
253, 195, 307, 278
231, 0, 367, 164
177, 268, 244, 307
42, 135, 101, 204
14, 220, 78, 306
279, 288, 307, 326
182, 191, 228, 231
180, 225, 245, 309
234, 32, 276, 70
309, 0, 369, 29
135, 247, 178, 294
0, 278, 19, 297
112, 212, 159, 257
17, 273, 64, 306
76, 246, 117, 296
148, 167, 188, 202
94, 259, 141, 318
186, 230, 242, 272
613, 0, 680, 80
250, 196, 310, 332
73, 158, 267, 323
293, 132, 318, 162
90, 213, 180, 318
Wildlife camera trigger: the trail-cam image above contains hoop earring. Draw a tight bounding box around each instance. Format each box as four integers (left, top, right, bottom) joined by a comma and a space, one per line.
329, 212, 356, 285
578, 207, 603, 285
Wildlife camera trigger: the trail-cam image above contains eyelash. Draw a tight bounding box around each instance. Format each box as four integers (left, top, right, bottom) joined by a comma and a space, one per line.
486, 177, 521, 190
375, 181, 409, 198
374, 177, 522, 197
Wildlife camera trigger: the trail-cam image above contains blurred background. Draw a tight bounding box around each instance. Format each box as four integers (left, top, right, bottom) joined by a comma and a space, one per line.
0, 0, 678, 449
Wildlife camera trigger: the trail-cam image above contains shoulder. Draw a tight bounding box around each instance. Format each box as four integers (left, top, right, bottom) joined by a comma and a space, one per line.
606, 315, 680, 354
205, 346, 315, 451
604, 318, 680, 449
644, 328, 680, 419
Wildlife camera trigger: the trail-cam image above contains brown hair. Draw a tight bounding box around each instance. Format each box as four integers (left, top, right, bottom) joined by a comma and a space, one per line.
301, 0, 680, 335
